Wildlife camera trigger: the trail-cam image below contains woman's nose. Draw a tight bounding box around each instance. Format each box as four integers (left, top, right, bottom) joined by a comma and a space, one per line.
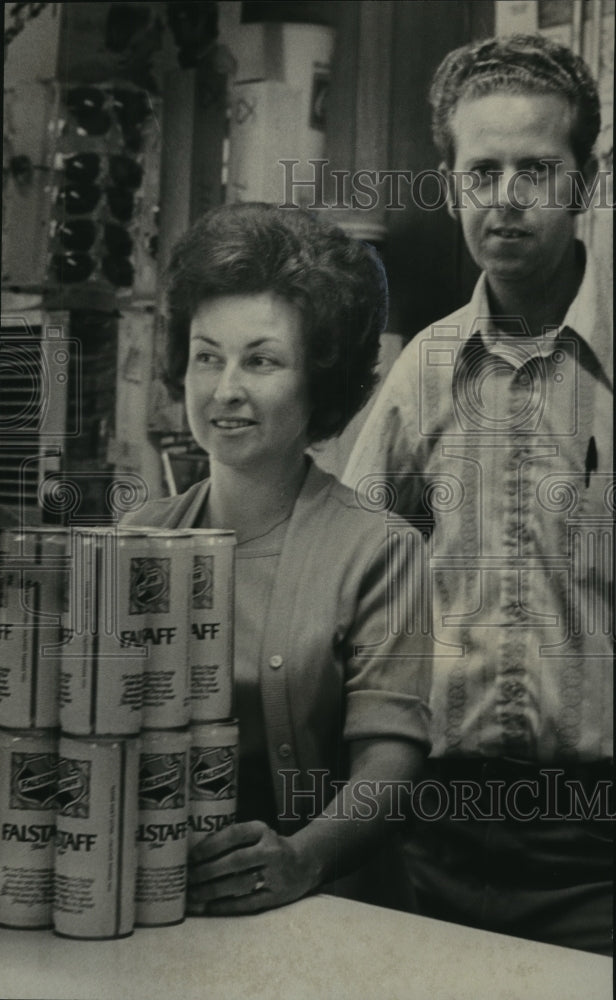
212, 362, 246, 403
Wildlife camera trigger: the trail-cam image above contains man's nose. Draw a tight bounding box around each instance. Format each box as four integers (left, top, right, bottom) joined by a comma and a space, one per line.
497, 167, 536, 211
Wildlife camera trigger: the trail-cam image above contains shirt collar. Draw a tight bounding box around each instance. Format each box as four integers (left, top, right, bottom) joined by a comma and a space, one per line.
462, 242, 612, 380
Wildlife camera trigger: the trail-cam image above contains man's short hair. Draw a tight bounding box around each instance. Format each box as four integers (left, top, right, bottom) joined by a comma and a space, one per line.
430, 33, 601, 168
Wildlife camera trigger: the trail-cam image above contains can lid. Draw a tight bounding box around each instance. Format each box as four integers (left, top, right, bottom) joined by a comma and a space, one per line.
0, 723, 60, 739
58, 732, 141, 747
187, 529, 236, 542
11, 526, 68, 533
145, 529, 195, 538
189, 718, 239, 730
140, 726, 191, 745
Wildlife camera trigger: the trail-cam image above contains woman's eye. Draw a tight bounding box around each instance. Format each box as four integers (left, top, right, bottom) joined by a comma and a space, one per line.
193, 351, 220, 365
247, 355, 278, 369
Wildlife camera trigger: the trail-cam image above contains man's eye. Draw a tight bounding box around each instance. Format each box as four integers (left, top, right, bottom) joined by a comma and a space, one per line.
472, 165, 500, 184
524, 161, 549, 178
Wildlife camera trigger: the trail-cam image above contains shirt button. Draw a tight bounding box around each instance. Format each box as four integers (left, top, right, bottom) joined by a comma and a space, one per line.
269, 654, 283, 669
278, 743, 291, 759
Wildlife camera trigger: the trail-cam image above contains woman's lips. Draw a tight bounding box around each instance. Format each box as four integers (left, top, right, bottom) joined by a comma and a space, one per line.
211, 418, 256, 429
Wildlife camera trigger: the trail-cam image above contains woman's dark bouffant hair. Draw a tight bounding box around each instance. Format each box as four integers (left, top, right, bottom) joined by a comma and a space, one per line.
164, 202, 388, 444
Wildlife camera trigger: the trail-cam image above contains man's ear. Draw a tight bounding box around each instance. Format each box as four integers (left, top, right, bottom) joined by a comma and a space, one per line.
571, 153, 599, 214
440, 162, 457, 220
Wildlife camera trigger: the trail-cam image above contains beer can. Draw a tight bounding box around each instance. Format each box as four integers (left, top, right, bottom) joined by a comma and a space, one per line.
59, 528, 147, 735
188, 720, 238, 850
0, 527, 66, 729
53, 734, 139, 939
0, 726, 58, 929
140, 530, 192, 730
188, 530, 235, 722
136, 728, 190, 926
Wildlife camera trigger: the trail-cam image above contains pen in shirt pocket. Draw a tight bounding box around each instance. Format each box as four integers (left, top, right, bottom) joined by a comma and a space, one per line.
584, 436, 597, 487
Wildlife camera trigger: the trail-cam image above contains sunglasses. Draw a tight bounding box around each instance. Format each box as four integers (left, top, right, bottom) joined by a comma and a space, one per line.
65, 87, 151, 152
55, 220, 134, 255
62, 153, 143, 189
50, 251, 134, 288
56, 183, 135, 222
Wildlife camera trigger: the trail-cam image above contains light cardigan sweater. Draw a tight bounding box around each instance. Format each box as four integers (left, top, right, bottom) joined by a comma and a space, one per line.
123, 460, 431, 829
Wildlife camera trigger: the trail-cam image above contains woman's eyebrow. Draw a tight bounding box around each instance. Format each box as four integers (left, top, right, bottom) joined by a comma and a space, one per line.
189, 334, 282, 348
245, 337, 282, 348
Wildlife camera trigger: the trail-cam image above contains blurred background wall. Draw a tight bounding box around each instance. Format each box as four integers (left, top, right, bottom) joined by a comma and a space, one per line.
2, 1, 613, 518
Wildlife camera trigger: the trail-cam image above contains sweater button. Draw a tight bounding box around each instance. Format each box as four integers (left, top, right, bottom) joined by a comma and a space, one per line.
269, 654, 283, 669
278, 743, 291, 759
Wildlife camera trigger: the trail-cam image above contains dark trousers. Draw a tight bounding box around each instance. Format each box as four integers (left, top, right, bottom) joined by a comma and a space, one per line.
397, 758, 614, 955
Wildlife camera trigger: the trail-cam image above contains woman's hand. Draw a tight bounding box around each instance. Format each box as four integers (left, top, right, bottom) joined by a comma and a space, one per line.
187, 739, 425, 917
187, 820, 320, 916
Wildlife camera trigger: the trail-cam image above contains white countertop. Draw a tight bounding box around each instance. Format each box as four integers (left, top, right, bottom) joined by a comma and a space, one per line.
1, 894, 611, 1000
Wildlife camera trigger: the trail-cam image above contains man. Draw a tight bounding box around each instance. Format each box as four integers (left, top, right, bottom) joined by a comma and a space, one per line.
344, 34, 613, 954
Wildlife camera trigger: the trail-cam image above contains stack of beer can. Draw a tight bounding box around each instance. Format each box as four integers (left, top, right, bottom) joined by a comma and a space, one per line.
0, 527, 65, 933
0, 524, 237, 939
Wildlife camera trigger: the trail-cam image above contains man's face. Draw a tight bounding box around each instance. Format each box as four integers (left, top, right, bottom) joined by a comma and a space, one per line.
446, 92, 588, 287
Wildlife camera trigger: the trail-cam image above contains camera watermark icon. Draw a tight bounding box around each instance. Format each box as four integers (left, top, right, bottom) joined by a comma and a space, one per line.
418, 320, 579, 436
38, 471, 149, 525
536, 472, 614, 651
352, 472, 467, 655
0, 316, 82, 439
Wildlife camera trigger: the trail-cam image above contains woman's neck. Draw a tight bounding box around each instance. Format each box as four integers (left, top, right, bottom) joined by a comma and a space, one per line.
206, 454, 309, 543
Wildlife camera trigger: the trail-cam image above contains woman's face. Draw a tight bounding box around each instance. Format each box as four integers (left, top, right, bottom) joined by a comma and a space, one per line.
185, 292, 312, 472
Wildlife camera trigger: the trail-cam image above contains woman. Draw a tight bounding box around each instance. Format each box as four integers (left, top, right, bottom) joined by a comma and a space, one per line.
124, 203, 431, 914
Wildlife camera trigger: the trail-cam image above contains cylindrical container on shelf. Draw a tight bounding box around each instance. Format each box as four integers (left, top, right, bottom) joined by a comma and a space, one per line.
53, 733, 139, 939
135, 727, 190, 926
59, 528, 147, 736
188, 720, 238, 850
0, 726, 58, 928
140, 530, 192, 730
0, 527, 67, 730
188, 530, 235, 722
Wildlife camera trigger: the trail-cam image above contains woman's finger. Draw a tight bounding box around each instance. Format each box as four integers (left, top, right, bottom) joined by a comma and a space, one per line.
202, 888, 272, 917
189, 820, 267, 864
189, 844, 262, 885
188, 866, 266, 902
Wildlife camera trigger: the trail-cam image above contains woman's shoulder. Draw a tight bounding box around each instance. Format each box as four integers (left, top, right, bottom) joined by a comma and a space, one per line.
121, 479, 207, 528
300, 461, 413, 548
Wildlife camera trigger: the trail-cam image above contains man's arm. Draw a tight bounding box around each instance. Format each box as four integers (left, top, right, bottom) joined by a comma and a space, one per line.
343, 340, 426, 522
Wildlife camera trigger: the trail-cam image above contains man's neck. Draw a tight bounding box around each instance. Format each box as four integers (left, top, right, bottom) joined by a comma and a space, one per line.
486, 242, 584, 338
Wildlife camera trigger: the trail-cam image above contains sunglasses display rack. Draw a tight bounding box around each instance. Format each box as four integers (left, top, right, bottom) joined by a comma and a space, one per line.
46, 83, 161, 308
